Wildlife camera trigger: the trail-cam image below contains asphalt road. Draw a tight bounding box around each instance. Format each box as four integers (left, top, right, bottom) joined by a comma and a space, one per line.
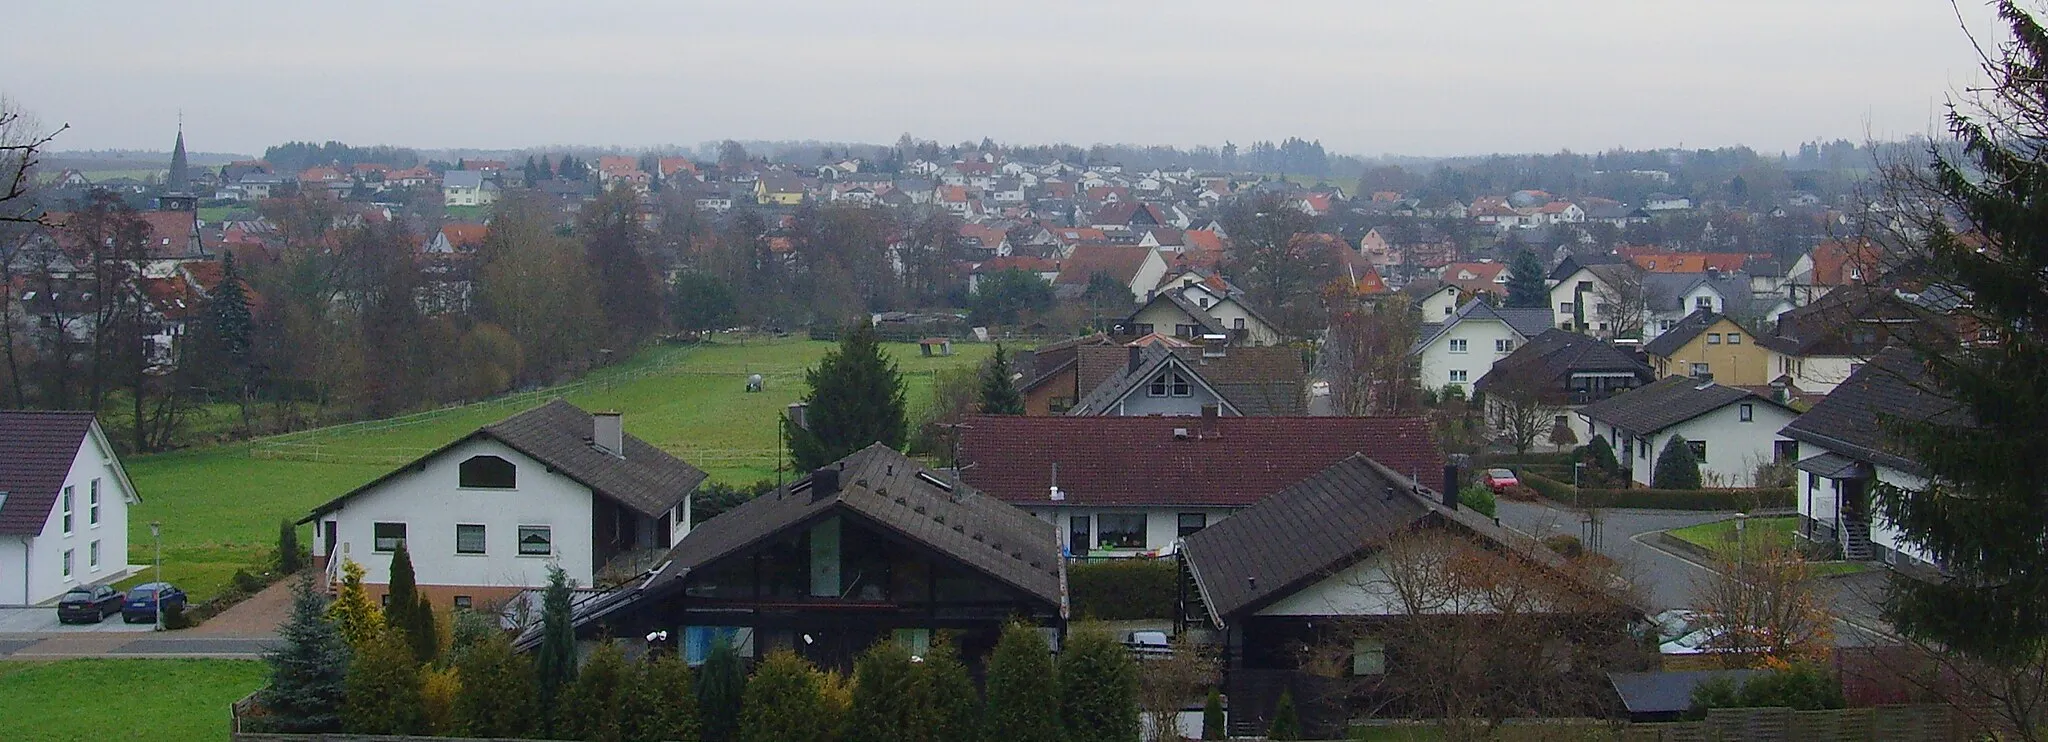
1496, 498, 1725, 611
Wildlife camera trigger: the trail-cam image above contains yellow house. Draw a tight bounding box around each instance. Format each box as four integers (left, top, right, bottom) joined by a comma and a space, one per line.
1641, 310, 1771, 386
753, 175, 805, 206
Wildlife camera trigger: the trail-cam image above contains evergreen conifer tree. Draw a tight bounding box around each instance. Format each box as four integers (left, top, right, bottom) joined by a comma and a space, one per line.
327, 558, 383, 651
1506, 248, 1549, 308
534, 564, 578, 729
698, 636, 746, 742
917, 637, 982, 742
276, 519, 302, 574
978, 344, 1025, 415
738, 651, 833, 742
1202, 687, 1226, 739
560, 640, 630, 742
1267, 689, 1301, 740
1653, 435, 1703, 489
622, 651, 700, 742
259, 573, 349, 733
985, 621, 1061, 742
1059, 623, 1141, 742
787, 318, 908, 471
452, 633, 537, 738
1585, 436, 1622, 480
343, 630, 427, 735
382, 543, 437, 663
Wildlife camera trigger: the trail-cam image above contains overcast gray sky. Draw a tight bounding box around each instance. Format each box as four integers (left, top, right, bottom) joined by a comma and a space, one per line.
2, 1, 2003, 157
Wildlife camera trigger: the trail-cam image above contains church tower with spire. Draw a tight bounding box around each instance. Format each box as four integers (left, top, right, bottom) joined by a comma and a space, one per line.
157, 118, 198, 212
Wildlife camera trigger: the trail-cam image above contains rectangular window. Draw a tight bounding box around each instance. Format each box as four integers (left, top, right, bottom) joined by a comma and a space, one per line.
1707, 333, 1722, 344
1172, 373, 1190, 397
454, 595, 473, 610
1739, 404, 1754, 422
1353, 638, 1387, 676
1177, 513, 1208, 538
1096, 514, 1147, 550
89, 541, 100, 571
1559, 302, 1573, 315
1132, 323, 1154, 335
1449, 369, 1469, 383
1727, 333, 1741, 344
455, 524, 487, 555
518, 526, 553, 556
1233, 317, 1246, 330
1148, 375, 1168, 397
1689, 440, 1708, 461
1495, 339, 1515, 353
1448, 338, 1469, 353
1577, 281, 1593, 293
373, 522, 407, 553
893, 628, 932, 656
62, 549, 73, 579
61, 486, 73, 535
1175, 324, 1201, 338
1695, 297, 1713, 309
89, 480, 101, 526
1691, 363, 1710, 377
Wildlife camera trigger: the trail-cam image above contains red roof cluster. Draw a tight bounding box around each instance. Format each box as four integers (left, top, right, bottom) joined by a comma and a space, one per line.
957, 415, 1444, 508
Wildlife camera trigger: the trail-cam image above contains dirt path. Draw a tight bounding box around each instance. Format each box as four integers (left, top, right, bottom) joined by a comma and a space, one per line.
187, 578, 292, 637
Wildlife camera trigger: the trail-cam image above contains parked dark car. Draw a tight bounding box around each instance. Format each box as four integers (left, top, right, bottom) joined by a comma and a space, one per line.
122, 582, 186, 624
56, 585, 125, 624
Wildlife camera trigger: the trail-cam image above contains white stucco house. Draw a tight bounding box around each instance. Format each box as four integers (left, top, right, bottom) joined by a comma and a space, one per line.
0, 412, 141, 606
1576, 376, 1801, 488
1411, 299, 1556, 395
1640, 273, 1753, 341
1776, 348, 1946, 567
1548, 263, 1638, 335
303, 401, 706, 608
1415, 284, 1462, 320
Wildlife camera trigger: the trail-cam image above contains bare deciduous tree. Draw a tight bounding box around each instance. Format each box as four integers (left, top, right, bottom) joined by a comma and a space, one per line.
1, 97, 65, 225
1138, 633, 1220, 742
1325, 296, 1420, 415
1481, 362, 1564, 454
1594, 267, 1649, 339
1689, 544, 1834, 667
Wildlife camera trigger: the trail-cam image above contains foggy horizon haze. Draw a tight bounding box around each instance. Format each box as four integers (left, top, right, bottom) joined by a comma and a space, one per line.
2, 1, 2007, 159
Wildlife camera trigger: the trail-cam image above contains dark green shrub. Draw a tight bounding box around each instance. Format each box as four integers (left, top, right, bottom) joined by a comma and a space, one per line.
1653, 436, 1704, 489
233, 569, 266, 594
162, 600, 191, 630
986, 621, 1060, 742
1584, 436, 1621, 477
1067, 558, 1176, 620
1268, 689, 1301, 740
277, 519, 303, 574
1543, 534, 1586, 559
1459, 485, 1498, 518
1517, 470, 1793, 511
1059, 623, 1140, 742
1691, 663, 1844, 714
1202, 688, 1225, 740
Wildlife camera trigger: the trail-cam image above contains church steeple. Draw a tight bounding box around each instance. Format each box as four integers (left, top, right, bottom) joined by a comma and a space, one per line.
168, 117, 190, 194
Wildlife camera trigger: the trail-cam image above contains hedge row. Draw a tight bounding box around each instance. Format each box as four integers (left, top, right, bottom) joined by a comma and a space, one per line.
1068, 558, 1178, 620
1482, 452, 1577, 467
1519, 470, 1793, 511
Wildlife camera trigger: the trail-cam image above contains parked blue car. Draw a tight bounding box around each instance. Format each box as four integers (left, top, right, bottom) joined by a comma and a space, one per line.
57, 585, 125, 623
122, 582, 186, 624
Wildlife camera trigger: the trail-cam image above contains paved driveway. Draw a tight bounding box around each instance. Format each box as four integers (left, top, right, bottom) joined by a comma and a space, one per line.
0, 607, 158, 634
1496, 499, 1727, 611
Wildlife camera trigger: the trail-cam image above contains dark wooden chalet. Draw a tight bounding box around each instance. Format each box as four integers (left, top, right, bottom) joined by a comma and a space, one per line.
532, 444, 1064, 672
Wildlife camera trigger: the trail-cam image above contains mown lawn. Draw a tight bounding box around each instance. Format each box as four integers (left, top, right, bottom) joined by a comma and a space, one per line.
0, 659, 267, 741
1668, 515, 1797, 560
122, 336, 991, 601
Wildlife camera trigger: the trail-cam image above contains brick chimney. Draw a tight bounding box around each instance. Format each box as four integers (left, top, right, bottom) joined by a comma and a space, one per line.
593, 411, 624, 457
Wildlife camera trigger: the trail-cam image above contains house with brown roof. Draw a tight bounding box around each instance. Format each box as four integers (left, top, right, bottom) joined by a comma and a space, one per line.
1576, 376, 1800, 487
524, 444, 1062, 672
0, 411, 142, 606
301, 401, 707, 608
1053, 245, 1169, 304
957, 415, 1442, 557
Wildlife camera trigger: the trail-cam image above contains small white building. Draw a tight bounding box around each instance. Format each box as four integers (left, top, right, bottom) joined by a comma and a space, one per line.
304, 401, 706, 608
0, 412, 141, 606
1777, 349, 1943, 567
1576, 376, 1801, 488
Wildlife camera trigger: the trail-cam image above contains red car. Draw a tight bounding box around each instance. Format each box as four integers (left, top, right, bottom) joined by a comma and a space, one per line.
1482, 468, 1520, 493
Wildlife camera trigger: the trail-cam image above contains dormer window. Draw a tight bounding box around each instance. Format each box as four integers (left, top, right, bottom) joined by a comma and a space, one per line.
1148, 372, 1192, 397
458, 455, 517, 489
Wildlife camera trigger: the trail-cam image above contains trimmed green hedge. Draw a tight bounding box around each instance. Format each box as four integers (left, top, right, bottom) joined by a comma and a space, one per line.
1519, 470, 1793, 511
1069, 558, 1178, 620
1484, 452, 1576, 467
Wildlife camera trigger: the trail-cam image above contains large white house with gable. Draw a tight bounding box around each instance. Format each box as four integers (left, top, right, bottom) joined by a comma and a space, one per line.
303, 401, 706, 609
0, 412, 142, 606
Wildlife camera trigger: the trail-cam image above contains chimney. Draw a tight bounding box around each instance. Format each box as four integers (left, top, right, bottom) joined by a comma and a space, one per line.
1442, 463, 1460, 510
593, 412, 624, 457
1200, 333, 1227, 358
810, 466, 841, 501
1199, 404, 1220, 434
1128, 345, 1143, 374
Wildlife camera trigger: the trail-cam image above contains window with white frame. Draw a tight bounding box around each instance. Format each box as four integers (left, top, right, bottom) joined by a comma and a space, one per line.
89, 541, 100, 571
1449, 338, 1469, 353
373, 522, 407, 552
518, 526, 553, 556
1496, 338, 1515, 353
1695, 296, 1713, 310
1739, 403, 1754, 422
1449, 369, 1469, 383
61, 486, 73, 535
456, 524, 487, 555
89, 479, 101, 526
62, 549, 73, 579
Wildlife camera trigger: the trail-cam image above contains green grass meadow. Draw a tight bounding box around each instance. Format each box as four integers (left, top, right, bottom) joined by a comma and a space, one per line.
0, 659, 267, 741
121, 337, 992, 600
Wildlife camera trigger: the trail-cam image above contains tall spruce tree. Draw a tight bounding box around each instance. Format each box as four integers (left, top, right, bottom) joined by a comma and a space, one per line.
207, 249, 255, 426
1878, 0, 2048, 663
1059, 623, 1141, 742
534, 564, 579, 728
1653, 436, 1702, 490
259, 573, 349, 733
1505, 248, 1549, 308
787, 318, 908, 471
698, 636, 746, 742
382, 543, 437, 664
977, 344, 1025, 415
985, 621, 1061, 742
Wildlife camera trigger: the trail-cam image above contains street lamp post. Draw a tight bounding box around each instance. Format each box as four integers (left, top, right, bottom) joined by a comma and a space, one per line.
1735, 512, 1749, 571
150, 521, 162, 632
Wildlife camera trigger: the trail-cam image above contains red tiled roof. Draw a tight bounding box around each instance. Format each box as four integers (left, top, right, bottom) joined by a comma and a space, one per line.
0, 411, 100, 535
440, 223, 489, 249
957, 415, 1443, 508
1810, 239, 1883, 286
1054, 245, 1151, 286
975, 255, 1057, 274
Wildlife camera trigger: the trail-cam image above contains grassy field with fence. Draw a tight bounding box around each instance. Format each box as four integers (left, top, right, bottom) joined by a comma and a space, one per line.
120, 336, 992, 601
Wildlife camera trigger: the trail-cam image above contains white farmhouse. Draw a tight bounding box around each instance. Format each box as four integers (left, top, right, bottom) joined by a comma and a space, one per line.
1411, 300, 1555, 395
0, 412, 141, 606
304, 401, 706, 608
1576, 376, 1800, 488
